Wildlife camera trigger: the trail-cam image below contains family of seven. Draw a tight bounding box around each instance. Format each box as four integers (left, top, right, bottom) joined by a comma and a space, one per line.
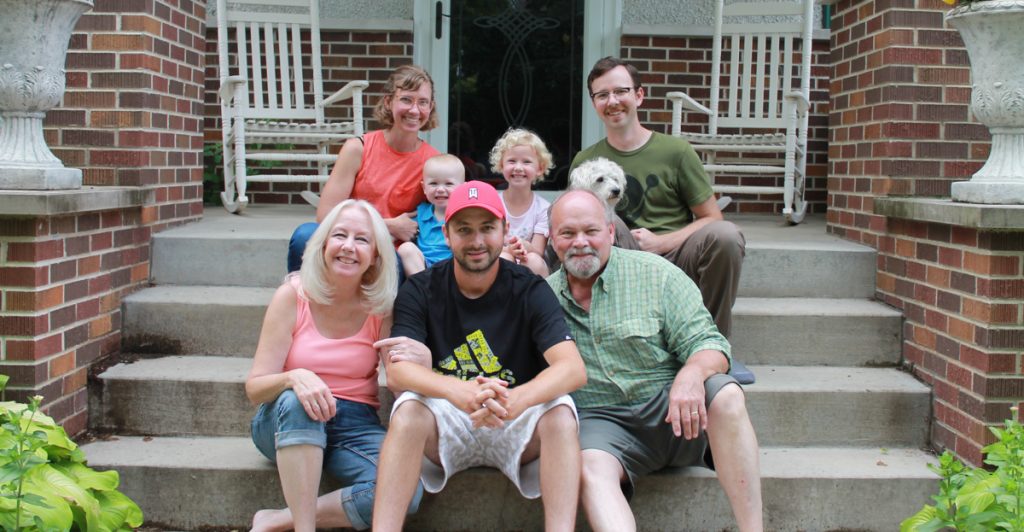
245, 58, 763, 532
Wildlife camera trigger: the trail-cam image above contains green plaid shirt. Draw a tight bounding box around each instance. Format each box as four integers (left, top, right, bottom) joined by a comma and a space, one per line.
547, 247, 731, 409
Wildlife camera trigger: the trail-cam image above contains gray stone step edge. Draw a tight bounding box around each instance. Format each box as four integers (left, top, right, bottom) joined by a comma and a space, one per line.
121, 286, 903, 366
153, 232, 878, 298
90, 357, 931, 448
80, 435, 939, 531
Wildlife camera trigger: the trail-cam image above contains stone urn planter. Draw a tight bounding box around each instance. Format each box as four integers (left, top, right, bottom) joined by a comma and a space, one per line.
0, 0, 93, 190
946, 0, 1024, 204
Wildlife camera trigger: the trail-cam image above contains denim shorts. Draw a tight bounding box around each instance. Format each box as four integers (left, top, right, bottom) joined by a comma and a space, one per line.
251, 389, 422, 529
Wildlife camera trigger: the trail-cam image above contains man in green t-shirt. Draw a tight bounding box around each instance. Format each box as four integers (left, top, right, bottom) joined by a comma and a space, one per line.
571, 56, 746, 340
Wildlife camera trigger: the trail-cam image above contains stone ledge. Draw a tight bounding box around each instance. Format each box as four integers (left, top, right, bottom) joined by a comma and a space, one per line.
875, 197, 1024, 231
0, 187, 152, 217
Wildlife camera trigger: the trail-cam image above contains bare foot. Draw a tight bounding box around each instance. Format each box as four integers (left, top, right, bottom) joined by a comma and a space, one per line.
251, 508, 291, 532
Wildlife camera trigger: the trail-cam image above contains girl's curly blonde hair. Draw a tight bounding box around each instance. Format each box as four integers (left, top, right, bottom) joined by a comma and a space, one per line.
488, 128, 554, 182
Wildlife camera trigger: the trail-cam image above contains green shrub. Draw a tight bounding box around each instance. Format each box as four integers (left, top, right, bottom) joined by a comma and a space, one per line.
203, 142, 225, 206
0, 375, 143, 531
902, 410, 1024, 531
203, 141, 296, 206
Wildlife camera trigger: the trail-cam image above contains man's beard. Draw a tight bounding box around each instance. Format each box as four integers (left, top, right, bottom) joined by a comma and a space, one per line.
454, 245, 501, 273
563, 246, 602, 279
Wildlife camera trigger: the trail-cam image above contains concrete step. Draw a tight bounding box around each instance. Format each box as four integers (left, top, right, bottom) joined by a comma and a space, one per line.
88, 355, 390, 437
123, 286, 901, 366
737, 215, 876, 299
91, 357, 929, 447
80, 435, 938, 531
152, 207, 876, 298
732, 297, 902, 366
121, 285, 271, 356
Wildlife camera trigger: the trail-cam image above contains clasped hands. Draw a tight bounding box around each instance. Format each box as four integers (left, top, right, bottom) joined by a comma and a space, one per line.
463, 376, 517, 429
377, 336, 518, 429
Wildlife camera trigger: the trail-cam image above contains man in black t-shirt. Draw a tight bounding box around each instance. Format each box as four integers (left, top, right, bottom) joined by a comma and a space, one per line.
372, 181, 587, 532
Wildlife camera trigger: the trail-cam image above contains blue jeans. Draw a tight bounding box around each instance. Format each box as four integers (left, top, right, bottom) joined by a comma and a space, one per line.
251, 389, 422, 530
288, 222, 318, 273
287, 222, 407, 282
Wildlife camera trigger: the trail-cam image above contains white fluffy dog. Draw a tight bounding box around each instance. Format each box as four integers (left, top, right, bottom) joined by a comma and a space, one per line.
569, 157, 627, 208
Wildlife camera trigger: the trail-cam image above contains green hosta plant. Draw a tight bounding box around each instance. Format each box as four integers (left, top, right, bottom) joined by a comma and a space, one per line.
902, 410, 1024, 531
0, 375, 143, 531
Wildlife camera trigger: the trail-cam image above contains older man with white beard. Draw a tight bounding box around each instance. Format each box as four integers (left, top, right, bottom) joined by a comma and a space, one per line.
546, 190, 764, 532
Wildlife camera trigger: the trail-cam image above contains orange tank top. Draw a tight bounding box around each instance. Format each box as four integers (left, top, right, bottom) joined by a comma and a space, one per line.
350, 130, 438, 218
282, 279, 383, 407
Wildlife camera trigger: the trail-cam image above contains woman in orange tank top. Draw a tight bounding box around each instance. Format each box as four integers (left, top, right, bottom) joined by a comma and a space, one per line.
248, 200, 420, 531
287, 65, 441, 273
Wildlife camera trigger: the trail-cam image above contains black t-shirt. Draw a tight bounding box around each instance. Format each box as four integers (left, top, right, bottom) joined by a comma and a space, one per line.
391, 259, 574, 387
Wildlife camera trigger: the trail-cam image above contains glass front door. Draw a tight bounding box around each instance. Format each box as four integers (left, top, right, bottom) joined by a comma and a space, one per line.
446, 0, 584, 189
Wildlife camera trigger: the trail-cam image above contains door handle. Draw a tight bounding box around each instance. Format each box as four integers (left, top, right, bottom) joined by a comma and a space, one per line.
435, 1, 449, 39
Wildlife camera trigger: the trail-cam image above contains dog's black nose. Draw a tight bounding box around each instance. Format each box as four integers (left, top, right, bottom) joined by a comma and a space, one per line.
610, 188, 621, 197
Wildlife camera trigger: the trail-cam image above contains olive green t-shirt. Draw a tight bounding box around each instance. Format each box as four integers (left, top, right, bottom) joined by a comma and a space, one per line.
571, 132, 712, 234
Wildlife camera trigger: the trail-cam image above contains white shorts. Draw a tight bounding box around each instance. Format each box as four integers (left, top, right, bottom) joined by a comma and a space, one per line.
390, 391, 577, 499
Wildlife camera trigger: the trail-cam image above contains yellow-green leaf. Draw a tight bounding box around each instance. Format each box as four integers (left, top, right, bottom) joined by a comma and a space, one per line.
901, 504, 939, 532
25, 464, 101, 532
54, 462, 120, 491
96, 489, 145, 529
957, 488, 996, 516
0, 487, 74, 531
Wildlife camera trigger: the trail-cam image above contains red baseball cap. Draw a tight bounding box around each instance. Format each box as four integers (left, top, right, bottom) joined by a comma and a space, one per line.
444, 180, 506, 223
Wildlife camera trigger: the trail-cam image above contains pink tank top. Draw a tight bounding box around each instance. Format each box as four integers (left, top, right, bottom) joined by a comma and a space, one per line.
282, 280, 383, 407
350, 130, 438, 218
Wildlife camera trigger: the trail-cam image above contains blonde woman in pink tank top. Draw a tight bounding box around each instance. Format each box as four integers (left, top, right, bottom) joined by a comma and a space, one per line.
287, 65, 440, 273
247, 200, 421, 531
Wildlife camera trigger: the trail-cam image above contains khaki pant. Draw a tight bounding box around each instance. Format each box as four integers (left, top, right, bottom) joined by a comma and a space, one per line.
614, 217, 745, 338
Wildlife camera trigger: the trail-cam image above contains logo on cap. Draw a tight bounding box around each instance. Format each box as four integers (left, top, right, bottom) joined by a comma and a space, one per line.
445, 180, 506, 223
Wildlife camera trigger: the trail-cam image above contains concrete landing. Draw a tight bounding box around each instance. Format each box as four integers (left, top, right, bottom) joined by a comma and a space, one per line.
152, 206, 877, 298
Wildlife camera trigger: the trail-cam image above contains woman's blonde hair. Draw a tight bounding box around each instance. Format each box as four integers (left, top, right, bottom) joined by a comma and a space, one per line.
299, 200, 397, 315
488, 128, 554, 182
373, 64, 438, 132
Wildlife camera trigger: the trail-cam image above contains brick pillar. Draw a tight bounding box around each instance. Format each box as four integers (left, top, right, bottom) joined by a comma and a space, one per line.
0, 192, 150, 435
51, 0, 206, 230
873, 202, 1024, 466
830, 0, 1023, 466
0, 0, 206, 436
828, 0, 988, 245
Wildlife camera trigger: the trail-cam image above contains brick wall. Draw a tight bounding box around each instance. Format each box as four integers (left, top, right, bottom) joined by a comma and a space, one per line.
877, 216, 1023, 465
0, 203, 151, 435
828, 0, 987, 246
48, 0, 206, 231
829, 0, 1022, 466
0, 0, 206, 435
202, 29, 414, 205
620, 34, 832, 216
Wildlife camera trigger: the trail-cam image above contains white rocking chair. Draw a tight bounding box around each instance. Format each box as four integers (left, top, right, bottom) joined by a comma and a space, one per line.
667, 0, 814, 224
215, 0, 368, 213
